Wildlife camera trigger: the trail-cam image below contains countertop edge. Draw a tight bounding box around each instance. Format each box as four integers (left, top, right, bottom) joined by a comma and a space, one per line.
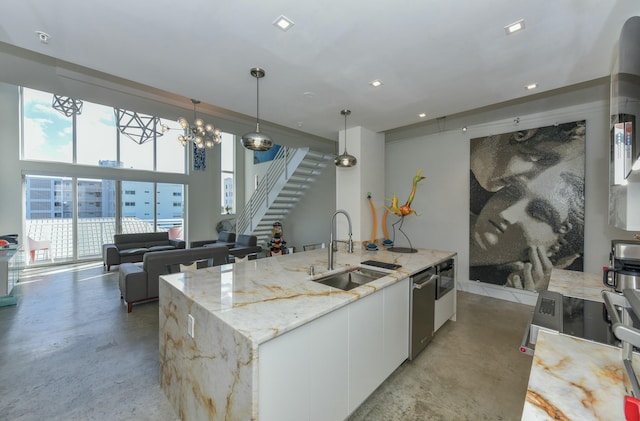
160, 247, 457, 346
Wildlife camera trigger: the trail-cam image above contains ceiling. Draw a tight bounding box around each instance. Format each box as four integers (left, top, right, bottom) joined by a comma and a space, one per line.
1, 0, 639, 140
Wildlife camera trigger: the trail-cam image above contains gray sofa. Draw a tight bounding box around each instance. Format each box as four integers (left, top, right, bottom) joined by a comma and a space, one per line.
190, 231, 236, 248
119, 245, 230, 312
103, 232, 186, 271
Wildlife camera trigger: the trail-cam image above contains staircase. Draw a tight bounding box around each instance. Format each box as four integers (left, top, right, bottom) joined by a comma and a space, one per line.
236, 146, 334, 246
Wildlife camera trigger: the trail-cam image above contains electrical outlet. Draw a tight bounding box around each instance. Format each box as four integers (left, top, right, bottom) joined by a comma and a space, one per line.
187, 314, 195, 338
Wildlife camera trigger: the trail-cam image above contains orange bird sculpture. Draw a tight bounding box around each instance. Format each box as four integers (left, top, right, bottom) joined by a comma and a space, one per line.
386, 169, 425, 217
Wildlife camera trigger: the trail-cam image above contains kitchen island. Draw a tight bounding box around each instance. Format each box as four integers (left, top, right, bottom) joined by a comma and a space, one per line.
159, 246, 456, 421
521, 269, 639, 420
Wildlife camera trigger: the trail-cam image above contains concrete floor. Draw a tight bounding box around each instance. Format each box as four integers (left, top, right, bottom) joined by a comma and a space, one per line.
0, 263, 533, 420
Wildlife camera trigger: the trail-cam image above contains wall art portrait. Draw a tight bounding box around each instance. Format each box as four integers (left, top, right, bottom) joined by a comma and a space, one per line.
469, 120, 586, 292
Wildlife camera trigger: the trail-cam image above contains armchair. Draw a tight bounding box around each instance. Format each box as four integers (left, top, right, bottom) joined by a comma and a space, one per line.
190, 231, 236, 249
228, 234, 262, 258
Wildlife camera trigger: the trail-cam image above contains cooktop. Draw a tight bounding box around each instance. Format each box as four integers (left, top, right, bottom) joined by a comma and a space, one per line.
532, 290, 620, 347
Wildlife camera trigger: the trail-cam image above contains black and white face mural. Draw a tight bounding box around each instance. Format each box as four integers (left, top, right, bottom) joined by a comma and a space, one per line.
469, 121, 586, 292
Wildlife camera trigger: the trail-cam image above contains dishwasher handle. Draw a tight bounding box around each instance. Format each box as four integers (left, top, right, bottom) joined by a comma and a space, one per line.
413, 274, 438, 290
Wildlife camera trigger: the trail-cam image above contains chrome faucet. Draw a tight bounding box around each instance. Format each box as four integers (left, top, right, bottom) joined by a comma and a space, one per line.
328, 209, 354, 270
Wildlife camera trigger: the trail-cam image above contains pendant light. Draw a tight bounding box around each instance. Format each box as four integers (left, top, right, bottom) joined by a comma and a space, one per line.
241, 67, 273, 151
335, 109, 357, 167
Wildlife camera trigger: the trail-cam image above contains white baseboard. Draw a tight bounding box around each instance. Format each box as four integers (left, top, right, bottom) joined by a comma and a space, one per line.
458, 279, 538, 306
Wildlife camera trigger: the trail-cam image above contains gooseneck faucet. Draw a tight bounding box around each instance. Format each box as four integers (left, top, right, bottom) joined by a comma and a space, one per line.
328, 209, 354, 270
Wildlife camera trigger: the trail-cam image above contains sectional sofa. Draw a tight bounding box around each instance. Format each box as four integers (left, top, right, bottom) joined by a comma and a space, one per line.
102, 232, 185, 271
118, 244, 230, 312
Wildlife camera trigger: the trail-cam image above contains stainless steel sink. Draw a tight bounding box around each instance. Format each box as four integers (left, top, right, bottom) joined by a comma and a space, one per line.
313, 267, 389, 291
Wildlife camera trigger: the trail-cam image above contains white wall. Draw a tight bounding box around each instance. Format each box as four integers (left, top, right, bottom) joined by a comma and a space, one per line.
353, 126, 385, 244
335, 126, 362, 240
283, 163, 335, 252
0, 83, 21, 236
385, 130, 467, 255
335, 126, 385, 243
385, 80, 636, 303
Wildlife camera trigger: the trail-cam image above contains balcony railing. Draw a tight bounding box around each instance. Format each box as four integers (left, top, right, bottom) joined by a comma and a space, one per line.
24, 217, 183, 264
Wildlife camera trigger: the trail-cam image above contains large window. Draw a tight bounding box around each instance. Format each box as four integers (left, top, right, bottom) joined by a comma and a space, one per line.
25, 175, 185, 263
19, 86, 231, 264
25, 175, 74, 263
221, 132, 235, 214
22, 89, 73, 163
77, 178, 116, 259
21, 87, 186, 171
156, 118, 186, 174
157, 183, 184, 239
76, 101, 117, 166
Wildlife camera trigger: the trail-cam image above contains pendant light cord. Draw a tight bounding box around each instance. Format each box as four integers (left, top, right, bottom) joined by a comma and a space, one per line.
343, 111, 348, 154
255, 75, 260, 131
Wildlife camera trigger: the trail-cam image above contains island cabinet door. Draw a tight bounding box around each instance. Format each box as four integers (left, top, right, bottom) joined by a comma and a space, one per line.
382, 277, 410, 373
348, 290, 385, 413
258, 305, 349, 421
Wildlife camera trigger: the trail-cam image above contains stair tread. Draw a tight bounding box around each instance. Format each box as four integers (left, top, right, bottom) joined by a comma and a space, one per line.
236, 147, 331, 234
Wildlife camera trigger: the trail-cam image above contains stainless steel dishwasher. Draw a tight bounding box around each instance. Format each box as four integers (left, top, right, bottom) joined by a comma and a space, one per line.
409, 266, 437, 360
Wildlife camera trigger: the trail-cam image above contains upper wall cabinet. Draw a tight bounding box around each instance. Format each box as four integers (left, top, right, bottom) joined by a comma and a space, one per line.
611, 16, 640, 184
609, 16, 640, 230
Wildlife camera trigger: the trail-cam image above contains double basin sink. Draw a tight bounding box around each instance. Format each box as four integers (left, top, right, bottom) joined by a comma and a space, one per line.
313, 267, 389, 291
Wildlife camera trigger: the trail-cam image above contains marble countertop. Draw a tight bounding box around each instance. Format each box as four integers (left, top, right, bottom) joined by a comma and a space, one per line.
161, 246, 455, 346
522, 329, 635, 420
522, 269, 634, 420
548, 268, 611, 302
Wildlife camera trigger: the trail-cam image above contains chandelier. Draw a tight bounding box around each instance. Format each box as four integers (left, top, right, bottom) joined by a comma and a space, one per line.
335, 109, 357, 167
163, 99, 221, 149
114, 109, 162, 145
52, 94, 83, 117
241, 67, 273, 151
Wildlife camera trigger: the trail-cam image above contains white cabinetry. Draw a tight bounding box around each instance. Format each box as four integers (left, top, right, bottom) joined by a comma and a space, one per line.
348, 288, 385, 413
308, 309, 349, 421
383, 278, 410, 373
434, 288, 455, 332
349, 277, 410, 412
259, 277, 410, 421
259, 305, 349, 421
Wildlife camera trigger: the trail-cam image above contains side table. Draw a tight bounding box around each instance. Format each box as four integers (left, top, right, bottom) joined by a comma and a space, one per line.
0, 247, 24, 306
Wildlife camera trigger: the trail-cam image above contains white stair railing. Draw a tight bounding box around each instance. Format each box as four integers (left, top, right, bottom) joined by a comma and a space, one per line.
236, 146, 311, 235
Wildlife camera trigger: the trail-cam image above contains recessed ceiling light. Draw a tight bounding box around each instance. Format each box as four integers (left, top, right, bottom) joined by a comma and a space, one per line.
273, 15, 294, 31
525, 83, 538, 91
370, 79, 384, 88
418, 113, 427, 118
504, 19, 525, 35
